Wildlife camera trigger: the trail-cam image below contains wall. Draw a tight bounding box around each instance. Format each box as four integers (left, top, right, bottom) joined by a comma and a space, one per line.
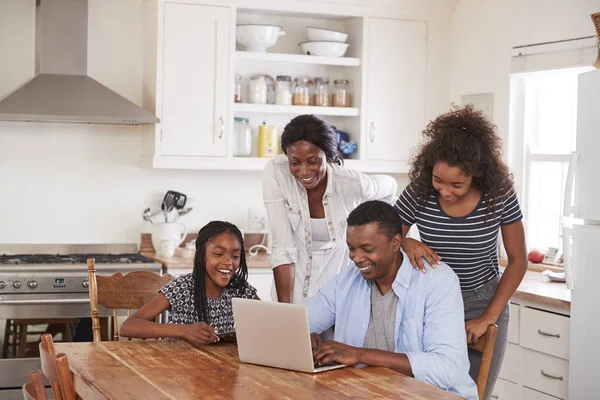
449, 0, 599, 161
0, 0, 429, 244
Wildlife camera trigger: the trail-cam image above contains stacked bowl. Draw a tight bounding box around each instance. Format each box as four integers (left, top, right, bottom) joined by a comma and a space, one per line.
299, 27, 350, 57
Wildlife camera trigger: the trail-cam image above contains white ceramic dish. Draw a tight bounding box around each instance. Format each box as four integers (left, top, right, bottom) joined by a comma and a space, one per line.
298, 41, 350, 57
236, 24, 285, 53
306, 26, 348, 43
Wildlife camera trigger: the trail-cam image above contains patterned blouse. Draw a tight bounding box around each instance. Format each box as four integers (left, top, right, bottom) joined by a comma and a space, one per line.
159, 273, 257, 332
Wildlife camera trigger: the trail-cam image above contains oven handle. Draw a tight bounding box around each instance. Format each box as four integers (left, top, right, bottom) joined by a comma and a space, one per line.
0, 298, 90, 305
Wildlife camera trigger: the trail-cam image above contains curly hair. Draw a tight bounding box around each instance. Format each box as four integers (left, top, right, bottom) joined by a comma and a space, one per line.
409, 104, 513, 217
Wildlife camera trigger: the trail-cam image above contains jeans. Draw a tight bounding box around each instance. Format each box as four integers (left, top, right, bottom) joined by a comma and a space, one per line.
462, 275, 510, 400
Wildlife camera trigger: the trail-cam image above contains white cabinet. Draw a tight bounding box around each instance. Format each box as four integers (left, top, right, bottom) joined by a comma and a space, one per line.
522, 387, 562, 400
159, 2, 230, 157
365, 18, 426, 163
247, 269, 273, 302
491, 378, 521, 400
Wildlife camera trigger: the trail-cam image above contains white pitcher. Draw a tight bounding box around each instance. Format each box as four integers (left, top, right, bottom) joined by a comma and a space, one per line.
152, 222, 187, 258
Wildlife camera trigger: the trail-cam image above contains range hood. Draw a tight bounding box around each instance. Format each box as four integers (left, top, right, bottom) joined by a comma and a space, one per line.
0, 0, 159, 125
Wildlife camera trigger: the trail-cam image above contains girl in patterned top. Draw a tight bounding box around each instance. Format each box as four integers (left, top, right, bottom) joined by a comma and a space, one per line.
120, 221, 258, 345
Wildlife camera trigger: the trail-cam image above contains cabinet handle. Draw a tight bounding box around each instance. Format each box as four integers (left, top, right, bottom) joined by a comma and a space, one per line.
491, 395, 499, 399
369, 122, 375, 143
219, 117, 224, 139
541, 370, 564, 381
537, 329, 560, 338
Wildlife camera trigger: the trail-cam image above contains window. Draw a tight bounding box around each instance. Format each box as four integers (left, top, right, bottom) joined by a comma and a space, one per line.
510, 66, 593, 255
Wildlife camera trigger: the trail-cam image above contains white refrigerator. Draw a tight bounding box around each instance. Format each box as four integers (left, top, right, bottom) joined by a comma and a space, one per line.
563, 68, 600, 399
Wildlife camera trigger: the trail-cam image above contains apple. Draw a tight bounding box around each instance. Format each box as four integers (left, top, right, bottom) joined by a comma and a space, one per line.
528, 250, 545, 263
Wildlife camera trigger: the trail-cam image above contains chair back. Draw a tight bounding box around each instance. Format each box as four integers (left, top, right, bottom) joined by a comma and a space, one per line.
87, 258, 174, 341
22, 370, 47, 400
468, 324, 499, 400
39, 334, 76, 400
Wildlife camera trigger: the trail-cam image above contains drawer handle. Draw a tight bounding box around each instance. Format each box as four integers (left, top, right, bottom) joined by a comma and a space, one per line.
541, 370, 564, 381
537, 329, 560, 338
491, 395, 499, 399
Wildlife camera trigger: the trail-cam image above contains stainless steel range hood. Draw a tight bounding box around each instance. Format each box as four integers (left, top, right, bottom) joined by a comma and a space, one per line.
0, 0, 159, 125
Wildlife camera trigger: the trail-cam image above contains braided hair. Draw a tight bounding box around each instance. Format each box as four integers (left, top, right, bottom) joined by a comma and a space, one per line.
192, 221, 248, 324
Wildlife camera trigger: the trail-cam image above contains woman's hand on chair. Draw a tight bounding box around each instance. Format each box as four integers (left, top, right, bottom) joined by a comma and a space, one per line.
401, 238, 441, 272
465, 315, 496, 344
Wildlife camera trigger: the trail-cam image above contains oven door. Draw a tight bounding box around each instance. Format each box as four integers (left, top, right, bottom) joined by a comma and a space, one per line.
0, 292, 116, 394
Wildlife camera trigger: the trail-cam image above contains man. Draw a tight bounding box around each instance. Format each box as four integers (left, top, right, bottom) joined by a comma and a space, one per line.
305, 200, 478, 400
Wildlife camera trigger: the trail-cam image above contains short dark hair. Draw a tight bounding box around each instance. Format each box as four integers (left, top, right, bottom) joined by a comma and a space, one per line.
280, 114, 342, 165
347, 200, 403, 240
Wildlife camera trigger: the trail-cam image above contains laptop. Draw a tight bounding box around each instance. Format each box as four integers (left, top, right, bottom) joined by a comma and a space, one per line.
231, 298, 347, 373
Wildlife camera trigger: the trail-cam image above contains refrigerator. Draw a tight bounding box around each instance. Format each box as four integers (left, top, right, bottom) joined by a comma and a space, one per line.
563, 68, 600, 399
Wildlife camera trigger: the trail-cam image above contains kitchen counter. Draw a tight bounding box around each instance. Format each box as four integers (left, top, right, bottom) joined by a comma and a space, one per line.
502, 267, 571, 310
142, 248, 270, 271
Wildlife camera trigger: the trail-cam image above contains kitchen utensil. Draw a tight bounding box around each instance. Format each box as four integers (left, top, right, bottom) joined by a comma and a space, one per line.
143, 207, 162, 224
298, 41, 350, 57
306, 27, 348, 43
178, 207, 193, 217
236, 24, 285, 52
161, 191, 187, 221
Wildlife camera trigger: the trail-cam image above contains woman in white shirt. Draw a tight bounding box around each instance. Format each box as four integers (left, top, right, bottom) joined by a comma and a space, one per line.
263, 115, 398, 304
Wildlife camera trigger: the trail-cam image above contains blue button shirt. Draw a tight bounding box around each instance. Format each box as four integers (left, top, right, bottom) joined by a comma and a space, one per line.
304, 250, 478, 400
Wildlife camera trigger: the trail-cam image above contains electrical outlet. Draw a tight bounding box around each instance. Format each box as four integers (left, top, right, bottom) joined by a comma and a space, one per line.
247, 207, 268, 233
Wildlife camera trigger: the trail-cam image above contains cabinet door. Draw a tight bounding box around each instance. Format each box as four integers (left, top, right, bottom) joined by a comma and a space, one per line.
491, 378, 521, 400
365, 18, 426, 163
161, 3, 230, 156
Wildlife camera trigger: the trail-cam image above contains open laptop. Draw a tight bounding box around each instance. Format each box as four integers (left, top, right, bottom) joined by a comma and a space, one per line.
231, 298, 347, 373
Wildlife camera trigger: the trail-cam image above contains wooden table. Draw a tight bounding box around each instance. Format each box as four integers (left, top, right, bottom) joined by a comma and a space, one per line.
55, 340, 464, 399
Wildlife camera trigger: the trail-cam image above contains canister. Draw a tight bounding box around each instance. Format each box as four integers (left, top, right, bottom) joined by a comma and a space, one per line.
258, 124, 279, 158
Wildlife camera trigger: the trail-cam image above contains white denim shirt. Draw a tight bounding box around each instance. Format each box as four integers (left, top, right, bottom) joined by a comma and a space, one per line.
262, 155, 398, 304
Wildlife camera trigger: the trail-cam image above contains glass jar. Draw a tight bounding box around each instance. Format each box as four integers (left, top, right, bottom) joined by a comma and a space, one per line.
332, 79, 351, 107
275, 75, 292, 105
233, 117, 252, 157
292, 76, 312, 106
313, 77, 330, 107
248, 75, 267, 104
234, 74, 242, 103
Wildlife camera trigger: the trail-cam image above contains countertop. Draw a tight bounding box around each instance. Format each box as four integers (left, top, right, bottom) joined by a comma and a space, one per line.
502, 267, 571, 310
142, 248, 270, 270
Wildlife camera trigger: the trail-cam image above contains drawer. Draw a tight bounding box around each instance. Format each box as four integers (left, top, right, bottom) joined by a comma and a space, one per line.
522, 349, 568, 399
499, 343, 521, 384
520, 307, 570, 359
522, 387, 562, 400
491, 378, 521, 400
508, 303, 519, 344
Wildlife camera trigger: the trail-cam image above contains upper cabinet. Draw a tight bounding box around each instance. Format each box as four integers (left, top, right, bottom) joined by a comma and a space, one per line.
160, 3, 230, 157
365, 19, 426, 164
141, 1, 442, 173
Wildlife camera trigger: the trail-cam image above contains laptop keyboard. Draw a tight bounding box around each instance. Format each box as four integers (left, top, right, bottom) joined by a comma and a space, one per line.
314, 361, 341, 369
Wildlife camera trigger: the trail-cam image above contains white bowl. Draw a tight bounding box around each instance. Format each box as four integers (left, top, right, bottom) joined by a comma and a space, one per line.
306, 27, 348, 43
298, 41, 350, 57
236, 24, 285, 53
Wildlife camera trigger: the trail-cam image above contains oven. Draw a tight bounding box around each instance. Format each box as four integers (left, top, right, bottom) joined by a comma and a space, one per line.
0, 245, 162, 398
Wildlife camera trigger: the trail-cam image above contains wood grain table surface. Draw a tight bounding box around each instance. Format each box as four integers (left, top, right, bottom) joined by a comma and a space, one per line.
55, 340, 464, 400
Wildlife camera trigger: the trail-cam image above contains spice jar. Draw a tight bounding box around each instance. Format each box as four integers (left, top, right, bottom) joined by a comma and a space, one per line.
275, 75, 292, 105
234, 74, 242, 103
313, 77, 330, 107
248, 75, 267, 104
233, 117, 253, 157
332, 79, 351, 107
292, 76, 312, 106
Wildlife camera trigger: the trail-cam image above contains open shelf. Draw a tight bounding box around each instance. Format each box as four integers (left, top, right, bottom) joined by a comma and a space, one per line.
233, 103, 360, 116
235, 51, 360, 67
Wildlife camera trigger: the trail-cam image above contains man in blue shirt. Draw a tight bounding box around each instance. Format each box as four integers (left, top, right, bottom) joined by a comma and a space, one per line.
306, 200, 478, 400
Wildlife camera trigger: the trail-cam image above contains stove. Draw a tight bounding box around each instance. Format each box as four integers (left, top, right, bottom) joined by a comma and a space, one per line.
0, 244, 163, 395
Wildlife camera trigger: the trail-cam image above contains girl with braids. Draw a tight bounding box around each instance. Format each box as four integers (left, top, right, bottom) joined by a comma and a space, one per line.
263, 114, 397, 305
394, 105, 527, 400
120, 221, 258, 345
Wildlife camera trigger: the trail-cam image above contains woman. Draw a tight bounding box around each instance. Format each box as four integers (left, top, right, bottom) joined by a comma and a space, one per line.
263, 114, 397, 304
395, 105, 527, 400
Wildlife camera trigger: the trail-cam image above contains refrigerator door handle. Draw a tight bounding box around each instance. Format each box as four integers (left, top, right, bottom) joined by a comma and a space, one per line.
563, 152, 579, 217
562, 226, 574, 289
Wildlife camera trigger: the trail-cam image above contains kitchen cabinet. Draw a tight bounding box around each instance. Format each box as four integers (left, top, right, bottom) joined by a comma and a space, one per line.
365, 18, 426, 164
159, 2, 230, 157
491, 378, 521, 400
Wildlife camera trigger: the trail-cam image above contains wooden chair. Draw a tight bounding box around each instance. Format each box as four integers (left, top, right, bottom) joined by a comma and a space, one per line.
468, 324, 499, 400
22, 370, 47, 400
39, 334, 76, 400
87, 258, 174, 342
3, 318, 75, 358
